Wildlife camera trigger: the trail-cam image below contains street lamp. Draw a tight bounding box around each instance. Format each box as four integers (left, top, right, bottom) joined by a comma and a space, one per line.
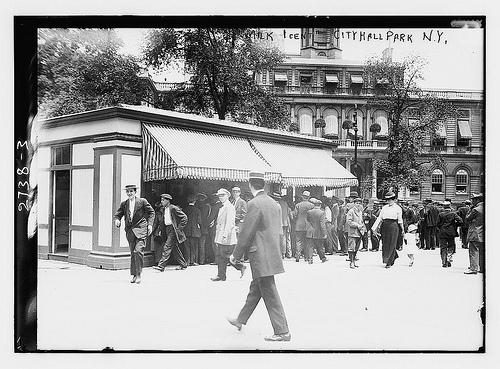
342, 105, 360, 192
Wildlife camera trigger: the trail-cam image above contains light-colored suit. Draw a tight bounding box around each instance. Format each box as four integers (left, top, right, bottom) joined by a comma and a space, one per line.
215, 201, 238, 245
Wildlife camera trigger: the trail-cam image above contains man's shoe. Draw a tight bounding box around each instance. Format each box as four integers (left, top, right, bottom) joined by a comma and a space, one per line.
227, 317, 242, 331
442, 264, 448, 268
135, 275, 141, 284
240, 265, 247, 278
321, 258, 328, 263
211, 276, 226, 281
152, 266, 164, 272
464, 270, 477, 274
447, 261, 452, 267
295, 259, 300, 262
264, 333, 291, 342
175, 266, 187, 270
192, 262, 199, 266
130, 276, 137, 283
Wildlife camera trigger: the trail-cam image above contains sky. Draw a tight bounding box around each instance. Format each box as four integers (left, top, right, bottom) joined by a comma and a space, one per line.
116, 27, 483, 91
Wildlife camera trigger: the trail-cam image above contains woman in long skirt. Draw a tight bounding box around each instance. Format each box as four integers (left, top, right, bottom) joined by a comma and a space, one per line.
371, 191, 404, 268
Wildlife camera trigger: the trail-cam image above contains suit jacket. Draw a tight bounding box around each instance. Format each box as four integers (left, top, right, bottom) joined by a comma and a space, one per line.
292, 200, 314, 231
184, 204, 201, 238
425, 204, 440, 226
466, 202, 484, 243
306, 207, 327, 239
208, 201, 222, 231
196, 201, 211, 235
233, 197, 247, 226
215, 201, 238, 245
346, 206, 365, 238
330, 203, 340, 231
277, 198, 291, 228
342, 202, 355, 232
114, 197, 155, 239
233, 191, 284, 279
152, 205, 188, 244
437, 209, 462, 239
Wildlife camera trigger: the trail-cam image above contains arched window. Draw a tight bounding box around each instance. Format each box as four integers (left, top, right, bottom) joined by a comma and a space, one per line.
323, 109, 339, 136
298, 108, 313, 135
372, 110, 389, 137
431, 169, 444, 193
455, 169, 469, 194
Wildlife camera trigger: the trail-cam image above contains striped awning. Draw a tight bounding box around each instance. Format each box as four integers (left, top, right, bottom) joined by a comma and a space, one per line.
351, 75, 364, 84
250, 140, 358, 188
142, 124, 280, 182
274, 72, 288, 82
325, 74, 339, 83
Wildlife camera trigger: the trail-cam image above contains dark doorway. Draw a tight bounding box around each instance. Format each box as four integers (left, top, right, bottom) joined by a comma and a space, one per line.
53, 170, 70, 254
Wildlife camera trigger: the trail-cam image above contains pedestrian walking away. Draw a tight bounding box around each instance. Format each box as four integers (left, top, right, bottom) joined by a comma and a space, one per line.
305, 198, 328, 264
114, 184, 155, 284
228, 171, 291, 342
211, 188, 246, 281
152, 194, 188, 272
437, 201, 462, 268
292, 191, 314, 262
372, 191, 404, 268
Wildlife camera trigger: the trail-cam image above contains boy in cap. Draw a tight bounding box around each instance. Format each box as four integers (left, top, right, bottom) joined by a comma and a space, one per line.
114, 185, 155, 284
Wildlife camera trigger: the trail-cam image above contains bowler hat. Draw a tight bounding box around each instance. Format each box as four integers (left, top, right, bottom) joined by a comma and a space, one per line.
216, 188, 230, 196
124, 184, 138, 191
384, 191, 396, 200
161, 193, 172, 200
302, 190, 311, 198
349, 191, 359, 198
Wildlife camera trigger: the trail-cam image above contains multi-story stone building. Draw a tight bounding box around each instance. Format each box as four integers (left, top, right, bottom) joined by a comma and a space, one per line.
142, 27, 484, 203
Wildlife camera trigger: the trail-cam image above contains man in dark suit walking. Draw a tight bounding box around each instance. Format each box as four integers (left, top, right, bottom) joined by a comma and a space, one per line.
114, 184, 155, 284
228, 171, 291, 342
152, 194, 188, 271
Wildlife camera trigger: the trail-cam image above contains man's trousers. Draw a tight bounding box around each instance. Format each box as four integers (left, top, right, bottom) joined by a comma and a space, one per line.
237, 275, 289, 335
215, 244, 245, 280
295, 231, 307, 261
125, 231, 145, 276
468, 240, 485, 273
157, 225, 187, 269
439, 237, 454, 266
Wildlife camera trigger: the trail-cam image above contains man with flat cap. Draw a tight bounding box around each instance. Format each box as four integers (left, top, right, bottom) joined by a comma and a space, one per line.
114, 184, 155, 284
211, 188, 246, 281
292, 190, 314, 262
228, 171, 291, 342
464, 193, 484, 274
152, 194, 189, 271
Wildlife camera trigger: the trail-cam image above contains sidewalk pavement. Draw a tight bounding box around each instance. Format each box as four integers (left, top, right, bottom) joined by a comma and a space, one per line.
37, 246, 483, 351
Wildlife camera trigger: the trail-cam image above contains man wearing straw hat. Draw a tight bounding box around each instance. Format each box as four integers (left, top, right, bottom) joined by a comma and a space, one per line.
114, 184, 155, 284
228, 171, 291, 342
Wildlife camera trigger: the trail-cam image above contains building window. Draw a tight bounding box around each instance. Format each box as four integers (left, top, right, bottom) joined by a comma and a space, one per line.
52, 145, 71, 166
323, 109, 339, 137
456, 110, 472, 149
455, 169, 469, 194
372, 110, 389, 138
298, 108, 313, 135
409, 184, 420, 195
431, 122, 447, 150
431, 169, 444, 193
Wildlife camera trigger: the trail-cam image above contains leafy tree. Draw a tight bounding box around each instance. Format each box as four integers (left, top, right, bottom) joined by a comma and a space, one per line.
364, 55, 456, 195
38, 28, 145, 118
143, 28, 289, 129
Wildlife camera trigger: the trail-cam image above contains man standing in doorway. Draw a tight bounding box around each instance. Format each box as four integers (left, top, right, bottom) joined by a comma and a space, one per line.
292, 191, 314, 262
228, 171, 290, 342
152, 194, 188, 271
114, 184, 155, 284
195, 193, 211, 265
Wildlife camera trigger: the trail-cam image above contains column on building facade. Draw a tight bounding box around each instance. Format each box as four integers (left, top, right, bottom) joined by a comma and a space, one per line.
365, 106, 371, 141
290, 104, 295, 124
340, 105, 346, 140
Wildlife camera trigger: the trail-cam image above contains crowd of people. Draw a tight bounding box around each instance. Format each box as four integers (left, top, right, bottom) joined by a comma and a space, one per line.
114, 184, 485, 283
